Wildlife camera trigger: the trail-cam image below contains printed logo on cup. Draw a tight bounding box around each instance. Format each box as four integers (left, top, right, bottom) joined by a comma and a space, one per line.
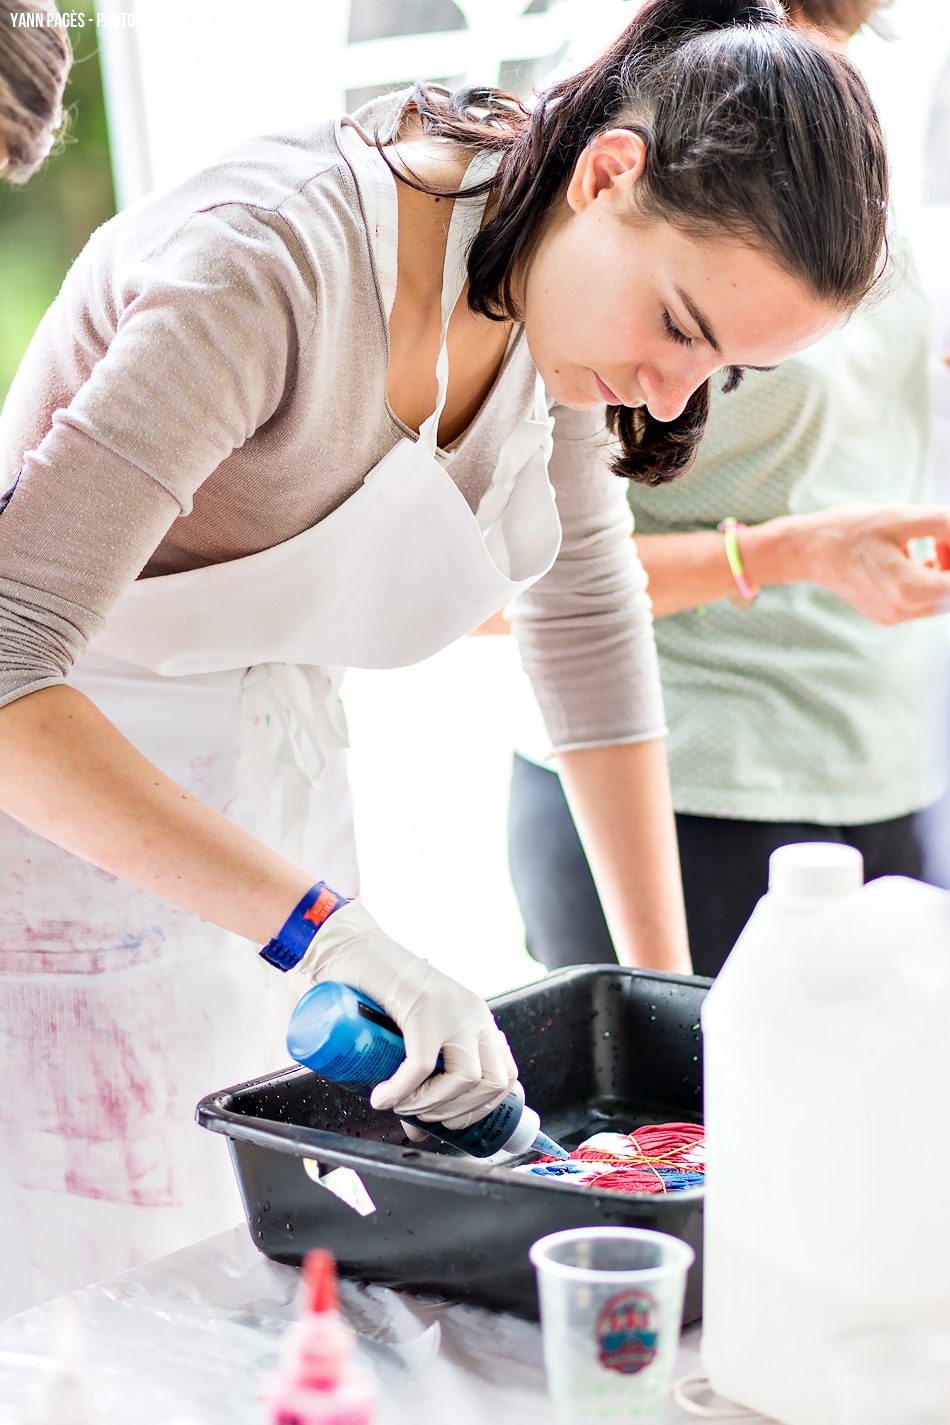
595, 1289, 659, 1375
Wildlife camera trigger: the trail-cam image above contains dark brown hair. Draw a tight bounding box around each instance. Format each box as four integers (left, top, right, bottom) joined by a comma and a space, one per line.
387, 0, 888, 486
0, 0, 71, 183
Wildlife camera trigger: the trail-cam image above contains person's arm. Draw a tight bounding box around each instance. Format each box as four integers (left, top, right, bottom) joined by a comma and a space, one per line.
0, 210, 318, 935
638, 504, 950, 623
0, 684, 313, 938
557, 738, 690, 973
0, 683, 516, 1126
509, 403, 691, 971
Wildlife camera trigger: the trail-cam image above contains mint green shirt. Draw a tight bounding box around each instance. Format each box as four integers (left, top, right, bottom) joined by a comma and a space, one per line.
629, 239, 945, 825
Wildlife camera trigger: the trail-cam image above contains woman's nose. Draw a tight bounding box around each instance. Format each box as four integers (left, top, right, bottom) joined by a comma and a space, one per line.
638, 365, 706, 423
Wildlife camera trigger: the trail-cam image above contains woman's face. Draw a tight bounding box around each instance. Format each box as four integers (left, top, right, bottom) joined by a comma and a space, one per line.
521, 131, 842, 421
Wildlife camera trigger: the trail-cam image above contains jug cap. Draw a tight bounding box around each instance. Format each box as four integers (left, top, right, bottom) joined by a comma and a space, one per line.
768, 842, 863, 899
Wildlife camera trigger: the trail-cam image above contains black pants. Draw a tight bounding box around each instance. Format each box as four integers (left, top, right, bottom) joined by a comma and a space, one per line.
507, 753, 927, 979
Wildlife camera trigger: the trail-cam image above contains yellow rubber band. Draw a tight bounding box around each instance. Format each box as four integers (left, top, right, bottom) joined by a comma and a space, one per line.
717, 517, 760, 603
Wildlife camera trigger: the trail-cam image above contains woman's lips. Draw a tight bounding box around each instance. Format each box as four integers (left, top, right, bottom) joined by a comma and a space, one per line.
594, 373, 622, 404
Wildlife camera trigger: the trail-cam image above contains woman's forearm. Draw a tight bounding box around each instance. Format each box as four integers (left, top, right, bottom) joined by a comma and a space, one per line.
635, 521, 802, 617
556, 738, 691, 974
0, 684, 313, 942
638, 505, 950, 623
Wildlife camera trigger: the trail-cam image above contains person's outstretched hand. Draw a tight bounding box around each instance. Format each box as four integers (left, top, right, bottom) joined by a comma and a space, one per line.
299, 899, 518, 1131
790, 504, 950, 624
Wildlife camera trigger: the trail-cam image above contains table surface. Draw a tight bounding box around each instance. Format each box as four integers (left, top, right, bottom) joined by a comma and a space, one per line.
0, 1225, 771, 1423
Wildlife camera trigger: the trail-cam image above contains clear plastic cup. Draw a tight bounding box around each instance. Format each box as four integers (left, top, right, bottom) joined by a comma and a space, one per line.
827, 1325, 950, 1425
529, 1226, 695, 1425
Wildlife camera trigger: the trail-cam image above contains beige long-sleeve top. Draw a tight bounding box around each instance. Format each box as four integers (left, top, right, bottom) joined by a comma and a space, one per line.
0, 95, 665, 753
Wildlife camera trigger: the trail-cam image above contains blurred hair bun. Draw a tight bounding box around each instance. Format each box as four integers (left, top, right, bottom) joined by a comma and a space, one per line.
690, 0, 784, 23
637, 0, 785, 44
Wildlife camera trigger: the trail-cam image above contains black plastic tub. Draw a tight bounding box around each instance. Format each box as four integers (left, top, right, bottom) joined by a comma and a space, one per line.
197, 965, 710, 1321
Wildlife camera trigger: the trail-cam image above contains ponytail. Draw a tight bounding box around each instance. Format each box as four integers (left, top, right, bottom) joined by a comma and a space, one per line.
388, 0, 888, 485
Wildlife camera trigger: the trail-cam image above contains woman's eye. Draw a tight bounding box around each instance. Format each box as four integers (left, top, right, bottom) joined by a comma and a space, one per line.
721, 366, 745, 394
663, 311, 693, 347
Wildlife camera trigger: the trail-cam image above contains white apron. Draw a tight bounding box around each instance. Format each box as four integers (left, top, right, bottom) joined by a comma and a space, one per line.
0, 140, 560, 1317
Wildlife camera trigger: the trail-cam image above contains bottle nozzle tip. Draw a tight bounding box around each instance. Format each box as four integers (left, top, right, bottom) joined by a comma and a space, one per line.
533, 1131, 570, 1161
303, 1249, 339, 1313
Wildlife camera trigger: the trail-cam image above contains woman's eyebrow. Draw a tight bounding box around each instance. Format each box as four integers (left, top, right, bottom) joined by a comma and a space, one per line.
675, 285, 722, 355
674, 289, 778, 375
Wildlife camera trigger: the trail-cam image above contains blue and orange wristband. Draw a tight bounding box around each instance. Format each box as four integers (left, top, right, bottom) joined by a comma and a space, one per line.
259, 882, 349, 971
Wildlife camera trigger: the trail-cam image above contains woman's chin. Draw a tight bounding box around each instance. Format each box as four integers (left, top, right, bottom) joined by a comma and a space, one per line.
540, 370, 604, 410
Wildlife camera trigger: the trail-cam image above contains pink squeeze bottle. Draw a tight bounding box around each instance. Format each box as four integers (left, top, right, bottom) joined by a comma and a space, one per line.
266, 1250, 378, 1425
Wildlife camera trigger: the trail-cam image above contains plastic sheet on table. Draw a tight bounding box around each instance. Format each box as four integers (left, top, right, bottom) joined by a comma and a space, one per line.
0, 1225, 554, 1425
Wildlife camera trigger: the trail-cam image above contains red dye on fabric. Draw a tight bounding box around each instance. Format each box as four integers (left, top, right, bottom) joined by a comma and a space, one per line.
538, 1122, 705, 1195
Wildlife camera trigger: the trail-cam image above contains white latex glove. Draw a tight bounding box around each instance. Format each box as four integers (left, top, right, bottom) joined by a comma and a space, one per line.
298, 898, 518, 1131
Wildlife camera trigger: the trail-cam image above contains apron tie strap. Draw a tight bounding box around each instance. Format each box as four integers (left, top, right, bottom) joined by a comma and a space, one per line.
240, 663, 349, 865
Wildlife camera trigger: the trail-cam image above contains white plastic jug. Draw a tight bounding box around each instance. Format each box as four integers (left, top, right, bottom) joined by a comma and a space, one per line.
701, 843, 950, 1425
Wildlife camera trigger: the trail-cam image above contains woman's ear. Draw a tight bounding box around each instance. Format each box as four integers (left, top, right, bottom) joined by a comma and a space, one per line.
566, 128, 648, 215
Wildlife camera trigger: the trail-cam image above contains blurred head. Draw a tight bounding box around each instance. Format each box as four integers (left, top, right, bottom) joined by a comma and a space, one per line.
402, 0, 888, 484
782, 0, 889, 44
0, 1, 71, 184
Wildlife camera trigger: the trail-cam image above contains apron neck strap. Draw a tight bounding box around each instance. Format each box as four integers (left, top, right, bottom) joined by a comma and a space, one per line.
418, 148, 504, 454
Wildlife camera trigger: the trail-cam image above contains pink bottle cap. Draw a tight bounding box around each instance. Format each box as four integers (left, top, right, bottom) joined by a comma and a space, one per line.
304, 1250, 339, 1315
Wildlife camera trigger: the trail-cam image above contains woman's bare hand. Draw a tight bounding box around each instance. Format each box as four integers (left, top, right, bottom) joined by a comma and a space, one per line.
785, 504, 950, 625
638, 507, 950, 623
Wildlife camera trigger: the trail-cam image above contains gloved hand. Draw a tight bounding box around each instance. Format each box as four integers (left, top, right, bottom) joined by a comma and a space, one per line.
298, 898, 519, 1131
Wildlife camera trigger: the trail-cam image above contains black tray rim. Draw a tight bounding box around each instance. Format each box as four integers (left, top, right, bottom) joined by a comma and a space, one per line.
196, 964, 710, 1208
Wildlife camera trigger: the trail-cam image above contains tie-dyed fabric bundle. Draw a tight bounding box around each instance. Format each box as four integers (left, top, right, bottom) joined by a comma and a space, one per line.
513, 1123, 704, 1194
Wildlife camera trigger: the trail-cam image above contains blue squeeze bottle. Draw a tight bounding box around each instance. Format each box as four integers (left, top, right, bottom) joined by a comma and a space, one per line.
287, 982, 569, 1160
